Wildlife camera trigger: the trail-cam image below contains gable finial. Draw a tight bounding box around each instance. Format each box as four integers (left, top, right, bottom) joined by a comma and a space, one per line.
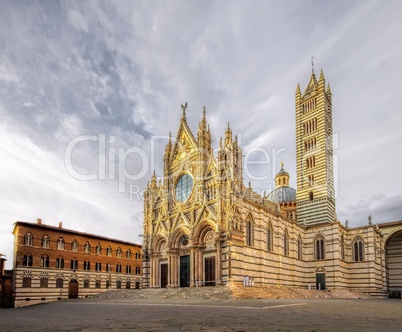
181, 102, 188, 116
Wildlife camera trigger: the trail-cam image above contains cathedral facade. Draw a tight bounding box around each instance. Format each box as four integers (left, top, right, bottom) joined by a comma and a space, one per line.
142, 69, 402, 294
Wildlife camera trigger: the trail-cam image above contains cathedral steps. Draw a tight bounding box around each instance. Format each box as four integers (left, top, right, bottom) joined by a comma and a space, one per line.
94, 285, 371, 300
95, 286, 233, 300
230, 285, 369, 299
361, 290, 390, 299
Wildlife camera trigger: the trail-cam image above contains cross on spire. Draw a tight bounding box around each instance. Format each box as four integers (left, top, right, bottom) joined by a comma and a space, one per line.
311, 56, 314, 73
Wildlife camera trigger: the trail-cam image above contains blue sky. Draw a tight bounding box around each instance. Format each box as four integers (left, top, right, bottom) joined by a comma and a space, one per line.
1, 1, 401, 268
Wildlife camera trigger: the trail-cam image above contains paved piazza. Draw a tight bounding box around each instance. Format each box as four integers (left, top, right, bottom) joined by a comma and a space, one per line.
1, 297, 402, 331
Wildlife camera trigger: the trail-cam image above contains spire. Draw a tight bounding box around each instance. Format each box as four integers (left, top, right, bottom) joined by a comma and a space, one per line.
318, 68, 325, 90
303, 68, 318, 98
319, 68, 325, 82
150, 170, 157, 189
164, 131, 172, 162
198, 106, 207, 131
296, 82, 301, 94
225, 122, 232, 146
197, 106, 211, 152
327, 82, 331, 94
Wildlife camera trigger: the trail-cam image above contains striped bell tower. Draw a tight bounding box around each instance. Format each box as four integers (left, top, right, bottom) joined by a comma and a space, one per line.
295, 67, 336, 226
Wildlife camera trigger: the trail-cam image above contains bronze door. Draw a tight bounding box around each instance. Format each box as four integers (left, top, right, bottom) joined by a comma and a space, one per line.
161, 263, 168, 288
204, 257, 215, 286
180, 255, 190, 287
316, 273, 326, 290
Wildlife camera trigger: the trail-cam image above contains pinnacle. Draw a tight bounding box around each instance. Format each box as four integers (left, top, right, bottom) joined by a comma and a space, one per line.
319, 68, 325, 82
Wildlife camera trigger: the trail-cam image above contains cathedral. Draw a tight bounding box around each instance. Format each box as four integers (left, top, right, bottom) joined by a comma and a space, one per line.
142, 69, 402, 294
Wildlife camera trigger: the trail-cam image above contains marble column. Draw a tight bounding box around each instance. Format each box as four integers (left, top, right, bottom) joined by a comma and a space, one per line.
215, 237, 222, 285
198, 247, 204, 286
190, 247, 195, 287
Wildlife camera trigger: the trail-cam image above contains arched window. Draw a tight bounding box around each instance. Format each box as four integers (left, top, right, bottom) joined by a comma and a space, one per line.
135, 266, 141, 274
84, 242, 91, 254
41, 235, 50, 248
353, 237, 364, 262
96, 243, 102, 255
245, 217, 254, 246
56, 257, 64, 269
126, 249, 132, 259
24, 232, 33, 246
70, 259, 78, 270
84, 261, 91, 271
83, 279, 90, 288
106, 246, 112, 257
57, 237, 65, 250
309, 191, 314, 201
135, 251, 141, 260
71, 240, 79, 252
23, 254, 33, 266
116, 280, 121, 289
283, 229, 289, 256
297, 235, 303, 260
116, 247, 122, 258
41, 255, 49, 268
267, 224, 273, 252
126, 265, 131, 274
315, 236, 325, 260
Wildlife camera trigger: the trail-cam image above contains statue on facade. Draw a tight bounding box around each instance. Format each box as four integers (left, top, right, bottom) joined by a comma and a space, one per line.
181, 102, 187, 115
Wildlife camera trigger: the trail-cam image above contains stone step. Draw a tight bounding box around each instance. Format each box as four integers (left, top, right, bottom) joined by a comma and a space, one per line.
95, 286, 233, 300
94, 285, 370, 300
361, 290, 390, 299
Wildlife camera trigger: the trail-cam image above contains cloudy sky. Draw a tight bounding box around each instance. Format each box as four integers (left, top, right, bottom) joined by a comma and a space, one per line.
1, 1, 401, 268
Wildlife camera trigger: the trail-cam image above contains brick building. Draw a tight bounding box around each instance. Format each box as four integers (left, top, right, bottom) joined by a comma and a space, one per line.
12, 219, 142, 307
0, 253, 13, 308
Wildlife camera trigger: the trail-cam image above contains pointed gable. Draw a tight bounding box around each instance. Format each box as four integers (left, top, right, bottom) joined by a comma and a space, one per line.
302, 71, 318, 99
170, 112, 198, 166
204, 154, 218, 178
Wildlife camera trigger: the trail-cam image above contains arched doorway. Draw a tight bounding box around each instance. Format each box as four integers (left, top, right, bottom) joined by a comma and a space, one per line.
386, 230, 402, 292
68, 279, 79, 299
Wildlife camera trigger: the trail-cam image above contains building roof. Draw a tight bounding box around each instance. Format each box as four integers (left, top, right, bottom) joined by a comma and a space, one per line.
267, 186, 296, 204
13, 221, 141, 247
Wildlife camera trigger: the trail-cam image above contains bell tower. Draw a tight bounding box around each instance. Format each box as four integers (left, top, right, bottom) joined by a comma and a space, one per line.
295, 66, 336, 226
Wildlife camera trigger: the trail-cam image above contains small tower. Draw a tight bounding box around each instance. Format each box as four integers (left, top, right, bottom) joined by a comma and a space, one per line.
295, 67, 336, 226
275, 162, 290, 188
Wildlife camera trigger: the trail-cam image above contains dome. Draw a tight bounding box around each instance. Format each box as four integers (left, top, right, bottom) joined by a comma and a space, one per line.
276, 166, 289, 177
267, 186, 296, 204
